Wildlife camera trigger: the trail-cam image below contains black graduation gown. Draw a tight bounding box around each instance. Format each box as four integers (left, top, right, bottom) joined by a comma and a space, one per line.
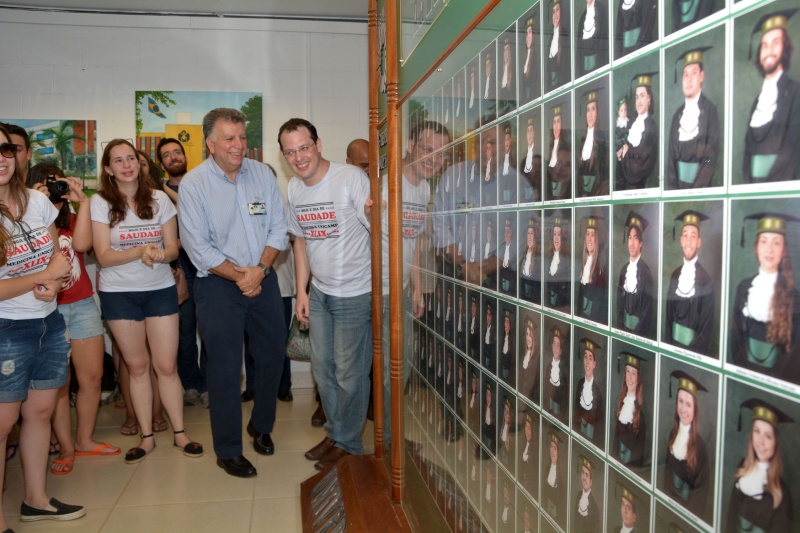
498, 422, 515, 469
576, 129, 610, 197
614, 0, 656, 57
468, 313, 481, 362
545, 253, 571, 311
726, 468, 792, 533
543, 359, 568, 421
481, 404, 496, 453
545, 26, 571, 91
542, 463, 566, 524
613, 407, 647, 467
576, 1, 608, 77
520, 43, 541, 105
518, 249, 541, 304
577, 264, 608, 324
455, 309, 467, 351
445, 304, 454, 342
519, 436, 538, 496
572, 490, 601, 533
665, 262, 714, 355
619, 115, 657, 189
546, 136, 572, 200
574, 378, 604, 445
519, 350, 540, 405
483, 324, 497, 374
671, 0, 714, 31
616, 258, 655, 338
519, 149, 542, 202
664, 436, 709, 517
731, 277, 800, 385
743, 74, 800, 183
667, 93, 720, 189
499, 334, 516, 387
499, 243, 518, 296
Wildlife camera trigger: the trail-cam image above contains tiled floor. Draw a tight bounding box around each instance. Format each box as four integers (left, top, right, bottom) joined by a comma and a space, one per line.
2, 387, 374, 533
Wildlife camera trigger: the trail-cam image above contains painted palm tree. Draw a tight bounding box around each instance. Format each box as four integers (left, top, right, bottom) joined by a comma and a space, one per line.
40, 121, 86, 172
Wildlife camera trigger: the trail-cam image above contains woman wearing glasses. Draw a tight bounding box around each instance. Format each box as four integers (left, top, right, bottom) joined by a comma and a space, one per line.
90, 139, 202, 464
0, 124, 85, 525
27, 164, 121, 476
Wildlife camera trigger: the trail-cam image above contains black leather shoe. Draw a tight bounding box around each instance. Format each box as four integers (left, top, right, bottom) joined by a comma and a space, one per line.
241, 390, 254, 403
277, 390, 293, 402
253, 433, 274, 455
217, 455, 257, 478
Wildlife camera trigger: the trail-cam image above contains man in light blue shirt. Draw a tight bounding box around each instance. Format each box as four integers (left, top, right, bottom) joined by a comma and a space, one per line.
179, 108, 288, 478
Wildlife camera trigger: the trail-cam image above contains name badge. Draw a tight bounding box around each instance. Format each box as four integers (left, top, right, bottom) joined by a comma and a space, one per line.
248, 202, 266, 215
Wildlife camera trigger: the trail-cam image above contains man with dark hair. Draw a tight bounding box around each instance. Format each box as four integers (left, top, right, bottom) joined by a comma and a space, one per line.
156, 137, 209, 409
179, 108, 288, 478
572, 455, 600, 532
744, 10, 800, 183
667, 48, 720, 189
2, 122, 32, 181
280, 117, 373, 471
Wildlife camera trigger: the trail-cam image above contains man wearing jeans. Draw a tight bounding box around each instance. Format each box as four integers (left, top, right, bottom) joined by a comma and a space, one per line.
280, 118, 373, 471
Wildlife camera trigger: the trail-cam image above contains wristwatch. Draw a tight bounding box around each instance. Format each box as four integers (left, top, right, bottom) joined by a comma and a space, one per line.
257, 262, 272, 277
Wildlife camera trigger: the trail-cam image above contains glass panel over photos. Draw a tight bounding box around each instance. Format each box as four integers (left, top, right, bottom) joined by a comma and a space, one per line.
397, 0, 800, 532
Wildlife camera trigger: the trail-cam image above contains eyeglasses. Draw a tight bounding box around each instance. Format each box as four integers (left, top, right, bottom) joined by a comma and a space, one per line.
160, 149, 184, 161
282, 143, 314, 159
0, 143, 21, 158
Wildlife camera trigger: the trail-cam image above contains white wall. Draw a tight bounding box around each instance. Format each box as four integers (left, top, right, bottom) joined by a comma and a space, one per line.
0, 8, 370, 388
0, 8, 370, 197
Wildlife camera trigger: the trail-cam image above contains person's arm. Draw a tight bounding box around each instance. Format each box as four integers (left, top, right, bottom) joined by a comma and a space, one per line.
60, 177, 93, 253
141, 215, 180, 267
177, 177, 231, 276
163, 185, 179, 204
293, 236, 311, 323
0, 223, 69, 302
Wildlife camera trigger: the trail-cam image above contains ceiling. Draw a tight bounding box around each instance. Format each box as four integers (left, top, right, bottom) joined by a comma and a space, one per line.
1, 0, 369, 21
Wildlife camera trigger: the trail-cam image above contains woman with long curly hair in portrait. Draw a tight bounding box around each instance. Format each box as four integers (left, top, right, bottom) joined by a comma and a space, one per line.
0, 124, 85, 526
726, 398, 792, 533
90, 139, 202, 464
731, 212, 800, 385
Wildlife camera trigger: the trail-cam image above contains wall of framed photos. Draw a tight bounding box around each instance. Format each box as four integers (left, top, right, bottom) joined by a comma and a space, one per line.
397, 0, 800, 531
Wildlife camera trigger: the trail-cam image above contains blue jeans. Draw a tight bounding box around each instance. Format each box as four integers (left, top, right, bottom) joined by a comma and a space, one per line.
195, 274, 286, 460
177, 260, 207, 393
309, 285, 372, 455
381, 292, 412, 445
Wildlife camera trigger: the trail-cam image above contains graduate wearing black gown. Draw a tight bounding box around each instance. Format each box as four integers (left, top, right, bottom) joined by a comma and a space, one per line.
726, 398, 794, 533
519, 217, 542, 304
663, 371, 710, 519
576, 215, 608, 324
544, 326, 569, 423
612, 353, 648, 468
545, 216, 571, 311
576, 0, 608, 77
617, 74, 658, 190
574, 338, 604, 446
665, 210, 715, 355
616, 212, 655, 338
572, 455, 601, 533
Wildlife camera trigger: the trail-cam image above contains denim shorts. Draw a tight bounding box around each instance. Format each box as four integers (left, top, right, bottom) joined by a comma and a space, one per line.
58, 296, 105, 341
99, 286, 179, 322
0, 311, 70, 402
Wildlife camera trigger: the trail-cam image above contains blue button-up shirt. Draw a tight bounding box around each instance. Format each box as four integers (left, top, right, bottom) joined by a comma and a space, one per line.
178, 156, 288, 277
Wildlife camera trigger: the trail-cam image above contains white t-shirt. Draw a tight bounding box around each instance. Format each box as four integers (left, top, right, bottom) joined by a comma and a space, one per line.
381, 173, 429, 295
0, 190, 58, 319
90, 190, 177, 293
288, 162, 372, 297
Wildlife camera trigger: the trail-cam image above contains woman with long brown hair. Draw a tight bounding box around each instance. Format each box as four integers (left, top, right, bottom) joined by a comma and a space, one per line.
90, 138, 202, 464
518, 217, 541, 304
663, 370, 709, 518
0, 124, 84, 525
612, 352, 646, 468
576, 214, 607, 323
731, 212, 800, 384
726, 398, 792, 533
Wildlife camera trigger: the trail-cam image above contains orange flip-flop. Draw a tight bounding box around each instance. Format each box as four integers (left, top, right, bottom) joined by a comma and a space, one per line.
50, 457, 74, 475
75, 442, 121, 456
